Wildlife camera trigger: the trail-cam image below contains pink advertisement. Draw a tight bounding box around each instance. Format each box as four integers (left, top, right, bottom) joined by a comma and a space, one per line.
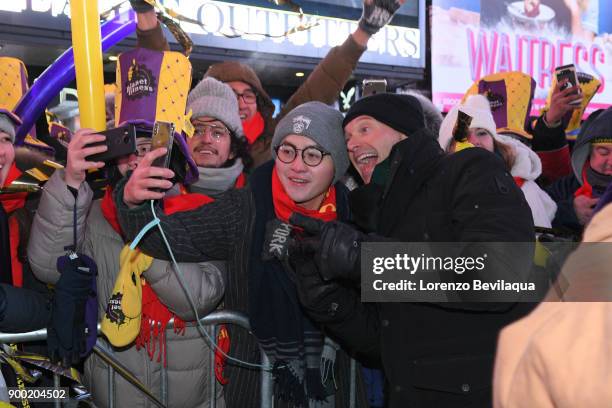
431, 0, 612, 115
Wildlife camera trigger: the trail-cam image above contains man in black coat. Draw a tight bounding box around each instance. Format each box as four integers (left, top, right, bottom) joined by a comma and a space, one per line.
289, 94, 538, 407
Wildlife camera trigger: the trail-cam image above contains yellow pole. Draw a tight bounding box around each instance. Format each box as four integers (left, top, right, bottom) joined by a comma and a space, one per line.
70, 0, 106, 131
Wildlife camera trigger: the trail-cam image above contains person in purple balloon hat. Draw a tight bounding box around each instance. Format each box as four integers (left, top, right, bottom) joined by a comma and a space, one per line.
28, 45, 226, 407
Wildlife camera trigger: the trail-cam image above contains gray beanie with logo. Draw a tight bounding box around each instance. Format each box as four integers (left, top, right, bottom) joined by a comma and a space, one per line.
272, 101, 349, 184
186, 77, 244, 139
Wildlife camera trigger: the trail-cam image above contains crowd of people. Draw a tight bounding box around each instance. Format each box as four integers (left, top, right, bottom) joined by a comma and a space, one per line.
1, 0, 611, 407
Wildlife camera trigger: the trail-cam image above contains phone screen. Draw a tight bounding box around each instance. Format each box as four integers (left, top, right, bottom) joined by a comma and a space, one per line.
151, 121, 175, 169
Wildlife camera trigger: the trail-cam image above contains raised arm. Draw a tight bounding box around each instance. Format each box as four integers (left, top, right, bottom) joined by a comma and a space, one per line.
27, 128, 107, 284
132, 0, 170, 51
278, 0, 406, 118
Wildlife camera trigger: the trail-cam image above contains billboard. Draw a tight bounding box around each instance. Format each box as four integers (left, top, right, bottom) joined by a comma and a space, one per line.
0, 0, 423, 68
431, 0, 612, 115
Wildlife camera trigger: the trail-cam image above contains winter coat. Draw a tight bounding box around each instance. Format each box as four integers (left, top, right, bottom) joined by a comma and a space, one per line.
544, 173, 582, 233
0, 147, 51, 329
495, 134, 557, 228
0, 283, 50, 332
27, 170, 225, 408
306, 130, 538, 408
113, 162, 370, 408
494, 203, 612, 408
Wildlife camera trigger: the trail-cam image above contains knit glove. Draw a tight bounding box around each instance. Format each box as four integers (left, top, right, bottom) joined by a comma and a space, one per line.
358, 0, 403, 35
261, 218, 292, 261
130, 0, 154, 13
289, 213, 364, 282
48, 253, 97, 367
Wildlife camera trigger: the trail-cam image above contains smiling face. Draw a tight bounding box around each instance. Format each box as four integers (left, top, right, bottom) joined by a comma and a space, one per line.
344, 115, 406, 184
275, 134, 335, 210
590, 144, 612, 175
226, 81, 258, 122
187, 116, 235, 168
0, 131, 15, 187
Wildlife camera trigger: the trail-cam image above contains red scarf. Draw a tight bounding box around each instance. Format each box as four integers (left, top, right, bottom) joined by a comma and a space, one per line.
242, 111, 265, 145
234, 172, 246, 188
574, 164, 593, 198
1, 163, 27, 287
100, 187, 215, 366
513, 177, 525, 188
271, 167, 337, 223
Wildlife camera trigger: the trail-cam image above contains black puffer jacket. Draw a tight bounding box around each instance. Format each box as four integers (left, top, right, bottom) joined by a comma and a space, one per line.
304, 130, 538, 408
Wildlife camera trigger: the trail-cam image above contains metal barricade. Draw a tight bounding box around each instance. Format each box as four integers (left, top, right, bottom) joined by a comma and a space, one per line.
0, 310, 272, 408
0, 310, 357, 408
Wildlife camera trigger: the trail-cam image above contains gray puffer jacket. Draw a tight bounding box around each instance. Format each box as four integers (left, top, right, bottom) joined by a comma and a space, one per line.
27, 170, 225, 408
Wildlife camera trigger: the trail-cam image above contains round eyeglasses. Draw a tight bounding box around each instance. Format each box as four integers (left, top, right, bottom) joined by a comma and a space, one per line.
275, 143, 330, 167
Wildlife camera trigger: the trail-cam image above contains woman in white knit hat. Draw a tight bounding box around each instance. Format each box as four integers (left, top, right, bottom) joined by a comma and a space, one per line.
438, 94, 557, 228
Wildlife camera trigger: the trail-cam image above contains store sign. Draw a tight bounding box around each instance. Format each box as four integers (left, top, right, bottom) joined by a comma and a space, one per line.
431, 0, 612, 114
0, 0, 422, 67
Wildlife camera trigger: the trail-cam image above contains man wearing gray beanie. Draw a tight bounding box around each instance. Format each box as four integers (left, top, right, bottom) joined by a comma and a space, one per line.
272, 101, 349, 186
185, 77, 250, 195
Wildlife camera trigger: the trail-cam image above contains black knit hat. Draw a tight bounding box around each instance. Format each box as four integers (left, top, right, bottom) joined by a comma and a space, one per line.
342, 93, 425, 136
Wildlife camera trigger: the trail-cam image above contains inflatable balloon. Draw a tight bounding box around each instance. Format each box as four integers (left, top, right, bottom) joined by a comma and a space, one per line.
70, 0, 106, 131
14, 9, 136, 145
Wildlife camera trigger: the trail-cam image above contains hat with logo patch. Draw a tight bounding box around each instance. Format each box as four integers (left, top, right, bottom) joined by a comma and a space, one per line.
272, 101, 348, 184
463, 71, 536, 140
115, 48, 198, 184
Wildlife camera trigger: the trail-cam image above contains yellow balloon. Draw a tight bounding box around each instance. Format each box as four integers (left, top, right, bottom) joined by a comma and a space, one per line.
70, 0, 106, 131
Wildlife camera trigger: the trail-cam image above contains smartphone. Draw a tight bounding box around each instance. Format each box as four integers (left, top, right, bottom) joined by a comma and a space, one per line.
151, 121, 175, 169
554, 64, 581, 105
453, 110, 473, 142
88, 124, 136, 163
362, 79, 387, 97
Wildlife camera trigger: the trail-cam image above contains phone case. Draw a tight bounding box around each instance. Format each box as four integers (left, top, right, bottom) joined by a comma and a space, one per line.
555, 64, 581, 105
151, 122, 175, 169
88, 125, 136, 162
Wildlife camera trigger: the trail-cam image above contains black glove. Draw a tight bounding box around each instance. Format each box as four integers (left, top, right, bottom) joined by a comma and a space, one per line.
358, 0, 403, 35
48, 253, 97, 367
289, 236, 347, 323
261, 218, 293, 261
289, 213, 364, 282
130, 0, 154, 13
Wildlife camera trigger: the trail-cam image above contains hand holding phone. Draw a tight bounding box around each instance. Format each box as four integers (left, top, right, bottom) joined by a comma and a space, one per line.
554, 64, 582, 106
65, 128, 108, 190
123, 148, 175, 208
